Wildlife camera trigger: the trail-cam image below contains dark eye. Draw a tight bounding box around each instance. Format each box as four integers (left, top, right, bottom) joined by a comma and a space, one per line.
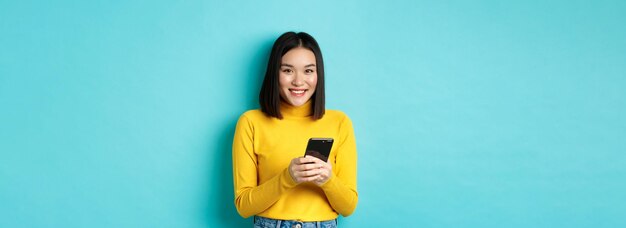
282, 69, 293, 73
305, 69, 315, 73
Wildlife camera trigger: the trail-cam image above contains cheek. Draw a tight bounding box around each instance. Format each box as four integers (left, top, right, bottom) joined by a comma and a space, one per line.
308, 75, 318, 88
279, 75, 291, 88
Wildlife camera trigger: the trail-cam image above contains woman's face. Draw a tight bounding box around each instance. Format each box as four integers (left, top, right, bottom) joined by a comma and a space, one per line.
279, 47, 318, 107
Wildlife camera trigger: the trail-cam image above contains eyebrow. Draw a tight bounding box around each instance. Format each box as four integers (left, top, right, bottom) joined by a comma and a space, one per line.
280, 63, 316, 68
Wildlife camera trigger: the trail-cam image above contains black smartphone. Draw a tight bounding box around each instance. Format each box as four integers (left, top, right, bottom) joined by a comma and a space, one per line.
304, 138, 334, 162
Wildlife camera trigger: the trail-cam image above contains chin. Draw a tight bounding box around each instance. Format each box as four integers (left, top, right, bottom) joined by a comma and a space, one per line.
287, 97, 310, 107
288, 100, 305, 106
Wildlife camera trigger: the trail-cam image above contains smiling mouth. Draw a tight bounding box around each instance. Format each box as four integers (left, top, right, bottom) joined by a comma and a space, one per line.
289, 89, 307, 96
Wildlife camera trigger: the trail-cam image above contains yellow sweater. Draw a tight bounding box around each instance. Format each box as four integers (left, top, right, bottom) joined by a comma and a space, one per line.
232, 100, 358, 221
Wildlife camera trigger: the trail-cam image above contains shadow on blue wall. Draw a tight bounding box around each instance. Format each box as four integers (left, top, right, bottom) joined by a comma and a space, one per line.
206, 36, 274, 226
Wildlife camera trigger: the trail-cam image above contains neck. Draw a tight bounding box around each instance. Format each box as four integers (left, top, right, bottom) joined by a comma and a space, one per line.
280, 99, 312, 118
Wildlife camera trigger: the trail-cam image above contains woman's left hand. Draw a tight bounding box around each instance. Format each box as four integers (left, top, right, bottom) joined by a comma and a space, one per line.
307, 156, 333, 186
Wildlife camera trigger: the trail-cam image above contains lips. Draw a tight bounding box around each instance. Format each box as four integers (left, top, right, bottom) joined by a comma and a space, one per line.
289, 89, 307, 97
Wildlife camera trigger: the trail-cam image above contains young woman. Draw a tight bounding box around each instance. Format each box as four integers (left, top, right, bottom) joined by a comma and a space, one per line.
232, 32, 358, 228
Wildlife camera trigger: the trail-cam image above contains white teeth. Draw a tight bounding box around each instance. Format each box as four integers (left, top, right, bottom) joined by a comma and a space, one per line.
291, 90, 305, 94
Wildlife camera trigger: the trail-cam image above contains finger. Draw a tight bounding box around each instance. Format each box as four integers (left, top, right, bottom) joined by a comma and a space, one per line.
306, 156, 325, 163
320, 160, 332, 170
316, 169, 328, 178
294, 173, 317, 182
323, 163, 332, 171
296, 169, 320, 178
300, 174, 321, 183
296, 162, 327, 172
295, 163, 324, 171
293, 159, 304, 166
316, 171, 332, 184
292, 163, 310, 172
308, 157, 332, 170
317, 175, 328, 183
299, 156, 320, 164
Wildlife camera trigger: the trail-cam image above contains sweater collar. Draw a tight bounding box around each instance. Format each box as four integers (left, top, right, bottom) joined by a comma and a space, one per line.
280, 99, 312, 118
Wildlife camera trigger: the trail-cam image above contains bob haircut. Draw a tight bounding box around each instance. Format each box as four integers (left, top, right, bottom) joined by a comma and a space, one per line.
259, 31, 325, 120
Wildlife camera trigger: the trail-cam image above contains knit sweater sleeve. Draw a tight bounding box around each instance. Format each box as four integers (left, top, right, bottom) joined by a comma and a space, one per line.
231, 114, 298, 218
320, 114, 359, 216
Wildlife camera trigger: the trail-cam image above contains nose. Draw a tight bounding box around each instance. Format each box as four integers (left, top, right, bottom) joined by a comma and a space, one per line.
291, 73, 305, 87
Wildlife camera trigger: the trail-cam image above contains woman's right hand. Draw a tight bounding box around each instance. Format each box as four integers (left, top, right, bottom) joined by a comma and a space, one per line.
288, 156, 323, 184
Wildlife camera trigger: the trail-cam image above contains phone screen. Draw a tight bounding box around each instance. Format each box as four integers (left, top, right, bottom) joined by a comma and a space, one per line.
304, 138, 334, 162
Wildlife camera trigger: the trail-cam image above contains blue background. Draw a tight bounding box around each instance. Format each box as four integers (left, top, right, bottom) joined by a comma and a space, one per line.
1, 0, 625, 227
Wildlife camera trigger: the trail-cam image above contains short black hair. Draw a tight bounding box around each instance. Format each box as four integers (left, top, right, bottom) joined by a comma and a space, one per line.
259, 32, 325, 120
